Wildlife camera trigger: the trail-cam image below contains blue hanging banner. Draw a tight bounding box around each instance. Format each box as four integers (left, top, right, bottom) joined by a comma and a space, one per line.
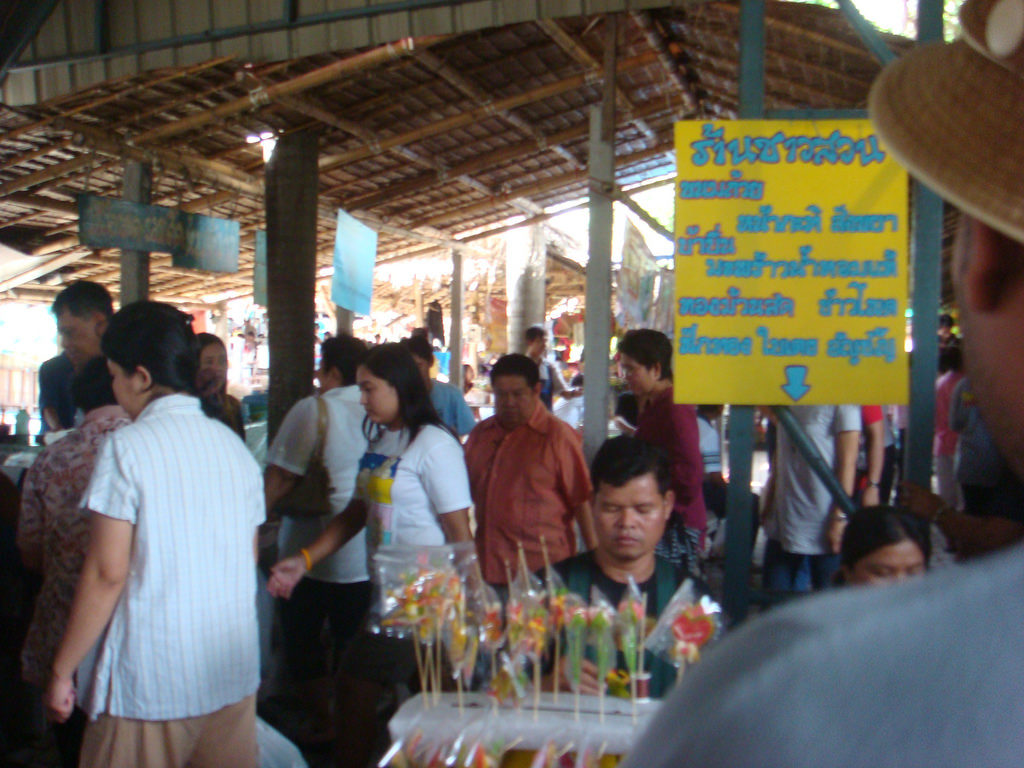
331, 209, 377, 315
78, 194, 239, 273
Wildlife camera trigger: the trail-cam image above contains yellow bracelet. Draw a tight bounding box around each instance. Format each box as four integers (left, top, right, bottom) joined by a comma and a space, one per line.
300, 548, 312, 571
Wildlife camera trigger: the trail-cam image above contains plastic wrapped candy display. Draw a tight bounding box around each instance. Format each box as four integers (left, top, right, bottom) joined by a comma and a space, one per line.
643, 579, 724, 685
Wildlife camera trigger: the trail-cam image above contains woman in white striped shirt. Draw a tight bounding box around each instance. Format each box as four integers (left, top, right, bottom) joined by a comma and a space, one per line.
45, 301, 264, 768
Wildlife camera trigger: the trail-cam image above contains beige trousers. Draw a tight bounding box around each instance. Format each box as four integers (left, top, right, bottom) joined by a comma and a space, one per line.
79, 694, 257, 768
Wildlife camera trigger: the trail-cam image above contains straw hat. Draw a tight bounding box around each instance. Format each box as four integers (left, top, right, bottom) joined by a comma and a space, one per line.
868, 0, 1024, 243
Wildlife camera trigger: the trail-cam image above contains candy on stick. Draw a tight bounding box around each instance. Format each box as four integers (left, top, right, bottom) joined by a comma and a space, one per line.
474, 580, 504, 652
373, 544, 477, 703
644, 579, 724, 686
443, 591, 479, 713
467, 573, 503, 701
563, 594, 588, 721
587, 588, 616, 723
487, 651, 526, 709
541, 536, 570, 703
616, 575, 646, 717
510, 550, 550, 719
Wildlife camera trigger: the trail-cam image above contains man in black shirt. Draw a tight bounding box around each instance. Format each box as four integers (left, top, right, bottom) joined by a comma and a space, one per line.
551, 435, 684, 698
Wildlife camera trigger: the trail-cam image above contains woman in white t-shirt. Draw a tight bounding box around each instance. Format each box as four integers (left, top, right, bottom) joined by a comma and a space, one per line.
269, 342, 472, 768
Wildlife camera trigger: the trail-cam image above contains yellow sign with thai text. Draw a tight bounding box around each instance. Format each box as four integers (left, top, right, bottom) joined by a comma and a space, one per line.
673, 120, 908, 405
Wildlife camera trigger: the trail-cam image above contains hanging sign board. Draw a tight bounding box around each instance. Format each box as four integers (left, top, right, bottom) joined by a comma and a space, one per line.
331, 209, 377, 316
78, 194, 239, 273
673, 120, 908, 406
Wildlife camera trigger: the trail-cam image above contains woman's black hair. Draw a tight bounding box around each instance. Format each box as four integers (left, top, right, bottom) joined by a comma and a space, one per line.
196, 332, 226, 354
358, 342, 446, 443
618, 329, 673, 380
839, 505, 931, 577
71, 356, 118, 413
101, 301, 203, 404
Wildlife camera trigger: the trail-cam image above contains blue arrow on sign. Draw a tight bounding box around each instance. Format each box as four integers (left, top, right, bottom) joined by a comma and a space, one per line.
781, 365, 811, 402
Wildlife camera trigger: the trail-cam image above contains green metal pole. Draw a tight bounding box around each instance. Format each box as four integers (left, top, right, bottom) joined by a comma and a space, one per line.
835, 0, 895, 65
906, 0, 945, 487
722, 0, 764, 624
774, 406, 857, 516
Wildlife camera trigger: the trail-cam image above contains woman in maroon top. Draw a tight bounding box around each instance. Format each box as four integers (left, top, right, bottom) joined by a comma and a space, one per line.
618, 329, 706, 574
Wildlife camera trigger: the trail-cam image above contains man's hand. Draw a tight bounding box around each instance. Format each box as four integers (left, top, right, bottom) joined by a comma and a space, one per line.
45, 671, 75, 723
267, 555, 306, 599
827, 509, 847, 554
558, 655, 602, 695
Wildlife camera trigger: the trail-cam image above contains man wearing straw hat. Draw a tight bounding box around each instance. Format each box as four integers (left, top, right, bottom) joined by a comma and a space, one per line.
621, 1, 1024, 764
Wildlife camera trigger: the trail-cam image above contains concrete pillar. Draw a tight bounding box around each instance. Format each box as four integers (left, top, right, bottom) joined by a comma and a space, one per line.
414, 281, 425, 328
213, 300, 229, 342
505, 224, 546, 354
450, 248, 463, 390
582, 105, 614, 463
336, 307, 354, 335
120, 160, 151, 304
266, 130, 319, 441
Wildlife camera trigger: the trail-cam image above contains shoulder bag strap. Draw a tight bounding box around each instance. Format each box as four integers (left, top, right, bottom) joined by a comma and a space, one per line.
311, 395, 328, 462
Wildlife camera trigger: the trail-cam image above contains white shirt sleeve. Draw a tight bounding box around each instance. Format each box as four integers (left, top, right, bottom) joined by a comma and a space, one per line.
266, 396, 317, 476
82, 434, 140, 524
416, 428, 472, 515
834, 405, 862, 434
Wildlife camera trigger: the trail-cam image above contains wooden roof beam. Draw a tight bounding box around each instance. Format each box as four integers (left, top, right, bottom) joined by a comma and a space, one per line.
0, 57, 237, 145
318, 50, 657, 174
0, 154, 94, 197
688, 49, 861, 108
335, 92, 684, 211
410, 139, 673, 230
412, 48, 583, 170
2, 192, 78, 217
685, 25, 875, 93
612, 189, 672, 241
716, 3, 884, 63
62, 119, 264, 196
629, 11, 701, 114
537, 17, 657, 142
132, 36, 447, 146
0, 138, 74, 174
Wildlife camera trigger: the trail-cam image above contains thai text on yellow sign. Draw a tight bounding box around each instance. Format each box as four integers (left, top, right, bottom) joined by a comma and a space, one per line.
673, 120, 908, 405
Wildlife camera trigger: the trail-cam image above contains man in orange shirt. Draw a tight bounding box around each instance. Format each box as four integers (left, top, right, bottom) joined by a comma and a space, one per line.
465, 354, 596, 588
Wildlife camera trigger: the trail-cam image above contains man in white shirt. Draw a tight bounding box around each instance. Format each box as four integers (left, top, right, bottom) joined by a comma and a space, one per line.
264, 334, 370, 742
762, 405, 861, 591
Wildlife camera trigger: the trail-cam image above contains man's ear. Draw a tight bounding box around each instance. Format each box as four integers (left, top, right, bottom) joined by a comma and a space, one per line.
966, 221, 1024, 312
662, 489, 675, 518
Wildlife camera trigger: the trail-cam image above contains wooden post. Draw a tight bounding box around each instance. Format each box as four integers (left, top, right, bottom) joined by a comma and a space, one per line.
120, 160, 151, 304
266, 131, 318, 441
